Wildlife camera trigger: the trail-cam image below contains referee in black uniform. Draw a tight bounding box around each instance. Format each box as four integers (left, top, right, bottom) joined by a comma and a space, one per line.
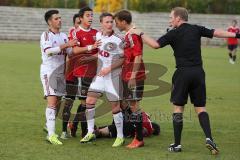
129, 7, 240, 155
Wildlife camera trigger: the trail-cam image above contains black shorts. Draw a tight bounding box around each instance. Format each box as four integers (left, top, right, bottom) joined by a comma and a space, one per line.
170, 66, 206, 107
123, 80, 144, 101
228, 45, 238, 51
108, 121, 135, 138
66, 77, 93, 100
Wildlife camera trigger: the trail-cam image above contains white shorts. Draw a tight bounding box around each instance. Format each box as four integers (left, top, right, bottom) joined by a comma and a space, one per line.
88, 75, 122, 101
40, 72, 66, 97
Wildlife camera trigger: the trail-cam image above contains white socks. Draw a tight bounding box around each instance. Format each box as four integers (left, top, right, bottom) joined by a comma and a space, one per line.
45, 107, 56, 137
113, 112, 124, 138
86, 108, 95, 134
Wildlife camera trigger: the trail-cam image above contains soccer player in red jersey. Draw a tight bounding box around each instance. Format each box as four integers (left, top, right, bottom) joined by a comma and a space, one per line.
227, 20, 239, 64
60, 13, 81, 139
114, 10, 146, 149
66, 7, 101, 138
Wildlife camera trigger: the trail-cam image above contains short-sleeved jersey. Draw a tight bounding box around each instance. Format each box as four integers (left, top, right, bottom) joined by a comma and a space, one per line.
122, 33, 146, 81
227, 26, 240, 45
95, 31, 124, 77
40, 30, 70, 75
70, 26, 98, 78
157, 23, 214, 68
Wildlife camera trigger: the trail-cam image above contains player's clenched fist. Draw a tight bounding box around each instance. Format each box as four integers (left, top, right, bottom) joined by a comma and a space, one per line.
67, 39, 78, 47
93, 39, 102, 49
98, 67, 111, 77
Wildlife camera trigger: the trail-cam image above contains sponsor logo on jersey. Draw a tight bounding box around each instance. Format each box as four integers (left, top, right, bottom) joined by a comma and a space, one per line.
104, 42, 117, 51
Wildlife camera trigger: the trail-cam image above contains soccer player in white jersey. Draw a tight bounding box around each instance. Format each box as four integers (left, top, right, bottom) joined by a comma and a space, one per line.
80, 12, 125, 147
40, 10, 77, 145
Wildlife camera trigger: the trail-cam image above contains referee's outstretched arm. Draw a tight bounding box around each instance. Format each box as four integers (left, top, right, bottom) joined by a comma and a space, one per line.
129, 28, 160, 49
213, 29, 240, 38
129, 27, 240, 49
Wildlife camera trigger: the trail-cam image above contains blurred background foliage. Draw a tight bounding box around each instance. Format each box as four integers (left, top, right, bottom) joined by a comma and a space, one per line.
1, 0, 240, 14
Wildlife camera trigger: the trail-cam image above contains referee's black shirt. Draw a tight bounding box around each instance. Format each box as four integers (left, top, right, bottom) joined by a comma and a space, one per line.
157, 23, 214, 68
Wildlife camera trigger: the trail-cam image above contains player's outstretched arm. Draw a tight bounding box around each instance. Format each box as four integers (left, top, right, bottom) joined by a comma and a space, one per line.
129, 28, 160, 49
45, 39, 77, 56
214, 29, 240, 38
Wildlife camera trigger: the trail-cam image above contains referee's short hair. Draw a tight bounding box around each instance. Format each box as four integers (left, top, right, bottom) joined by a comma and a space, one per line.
172, 7, 188, 21
114, 10, 132, 24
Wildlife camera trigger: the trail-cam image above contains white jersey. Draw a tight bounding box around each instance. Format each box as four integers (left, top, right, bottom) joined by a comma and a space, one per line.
96, 31, 124, 77
40, 30, 71, 75
89, 32, 124, 101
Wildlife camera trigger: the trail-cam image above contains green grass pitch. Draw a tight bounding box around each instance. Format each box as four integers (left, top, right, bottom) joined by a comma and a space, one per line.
0, 41, 239, 160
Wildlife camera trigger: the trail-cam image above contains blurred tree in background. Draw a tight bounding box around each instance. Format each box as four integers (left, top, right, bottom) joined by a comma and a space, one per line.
0, 0, 240, 14
94, 0, 123, 12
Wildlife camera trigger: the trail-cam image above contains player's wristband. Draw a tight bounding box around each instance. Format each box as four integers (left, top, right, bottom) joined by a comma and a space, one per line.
235, 33, 240, 38
87, 45, 93, 51
140, 32, 144, 37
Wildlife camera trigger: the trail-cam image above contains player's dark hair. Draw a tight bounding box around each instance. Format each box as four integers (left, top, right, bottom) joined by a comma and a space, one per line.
151, 122, 160, 135
73, 13, 79, 24
79, 6, 93, 18
172, 7, 188, 21
99, 12, 113, 22
44, 10, 59, 24
232, 19, 237, 25
114, 10, 132, 24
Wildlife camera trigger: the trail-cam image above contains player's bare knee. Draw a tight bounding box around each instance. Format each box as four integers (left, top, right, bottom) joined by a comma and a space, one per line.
194, 107, 206, 114
47, 96, 58, 108
86, 97, 97, 106
173, 104, 184, 113
111, 101, 120, 113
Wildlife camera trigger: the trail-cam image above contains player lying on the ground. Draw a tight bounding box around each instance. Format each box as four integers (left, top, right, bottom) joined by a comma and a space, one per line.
94, 107, 160, 138
129, 7, 240, 155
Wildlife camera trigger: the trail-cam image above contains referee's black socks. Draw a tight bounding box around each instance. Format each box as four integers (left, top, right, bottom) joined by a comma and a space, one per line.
198, 112, 213, 141
173, 113, 183, 146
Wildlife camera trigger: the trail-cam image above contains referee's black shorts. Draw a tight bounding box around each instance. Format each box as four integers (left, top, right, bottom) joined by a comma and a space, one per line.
170, 66, 206, 107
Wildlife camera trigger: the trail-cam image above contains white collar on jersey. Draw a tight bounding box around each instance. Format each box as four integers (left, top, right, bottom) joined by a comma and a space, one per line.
79, 25, 91, 32
101, 30, 114, 37
49, 29, 60, 35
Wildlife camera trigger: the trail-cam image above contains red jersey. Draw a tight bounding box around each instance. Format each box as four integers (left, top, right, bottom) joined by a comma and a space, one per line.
142, 112, 153, 137
68, 27, 75, 39
70, 26, 98, 78
227, 26, 240, 45
122, 33, 146, 81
